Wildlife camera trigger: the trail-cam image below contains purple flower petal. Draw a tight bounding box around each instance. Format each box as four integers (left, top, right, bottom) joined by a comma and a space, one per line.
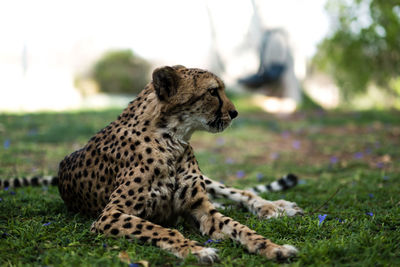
225, 158, 234, 164
330, 156, 338, 164
366, 212, 373, 217
374, 141, 381, 148
292, 141, 301, 150
368, 193, 374, 198
376, 162, 384, 168
236, 170, 245, 179
318, 214, 327, 225
269, 152, 279, 160
256, 173, 263, 181
102, 243, 107, 248
204, 239, 221, 245
216, 138, 225, 146
3, 139, 10, 149
4, 187, 9, 191
0, 198, 2, 202
354, 152, 363, 159
281, 131, 290, 138
43, 222, 52, 226
10, 191, 16, 195
128, 264, 139, 267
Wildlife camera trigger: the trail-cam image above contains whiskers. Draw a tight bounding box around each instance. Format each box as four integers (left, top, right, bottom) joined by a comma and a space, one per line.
207, 116, 231, 132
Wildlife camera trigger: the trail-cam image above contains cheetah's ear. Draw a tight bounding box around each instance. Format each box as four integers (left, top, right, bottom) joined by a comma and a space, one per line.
152, 66, 180, 101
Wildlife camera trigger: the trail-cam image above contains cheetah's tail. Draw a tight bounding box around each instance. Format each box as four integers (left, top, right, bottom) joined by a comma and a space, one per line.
247, 173, 298, 194
0, 176, 58, 189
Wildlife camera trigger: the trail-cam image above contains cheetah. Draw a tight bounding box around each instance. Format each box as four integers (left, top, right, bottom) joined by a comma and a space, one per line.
1, 65, 303, 263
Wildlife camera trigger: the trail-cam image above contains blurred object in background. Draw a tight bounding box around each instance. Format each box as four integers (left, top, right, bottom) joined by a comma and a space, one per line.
89, 50, 150, 95
205, 0, 330, 113
312, 0, 400, 109
0, 0, 340, 112
237, 28, 301, 113
238, 29, 289, 89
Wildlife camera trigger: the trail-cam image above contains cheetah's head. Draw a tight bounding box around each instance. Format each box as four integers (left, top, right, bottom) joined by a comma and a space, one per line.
152, 65, 238, 135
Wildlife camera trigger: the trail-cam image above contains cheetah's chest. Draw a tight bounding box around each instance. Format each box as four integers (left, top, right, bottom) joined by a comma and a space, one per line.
143, 176, 180, 224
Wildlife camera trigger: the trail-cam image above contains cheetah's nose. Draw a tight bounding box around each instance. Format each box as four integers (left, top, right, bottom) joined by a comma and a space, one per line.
229, 110, 238, 119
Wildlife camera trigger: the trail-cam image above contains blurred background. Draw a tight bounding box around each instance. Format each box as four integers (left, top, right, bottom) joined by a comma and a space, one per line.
0, 0, 399, 112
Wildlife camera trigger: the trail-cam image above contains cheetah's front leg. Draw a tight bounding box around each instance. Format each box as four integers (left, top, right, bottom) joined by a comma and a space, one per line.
91, 205, 219, 263
188, 198, 298, 261
90, 177, 219, 264
204, 177, 303, 219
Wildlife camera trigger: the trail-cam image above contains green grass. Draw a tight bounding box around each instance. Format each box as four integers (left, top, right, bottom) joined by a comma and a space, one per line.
1, 103, 400, 266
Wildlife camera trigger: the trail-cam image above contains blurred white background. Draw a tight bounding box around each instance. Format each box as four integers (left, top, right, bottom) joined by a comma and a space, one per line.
0, 0, 330, 112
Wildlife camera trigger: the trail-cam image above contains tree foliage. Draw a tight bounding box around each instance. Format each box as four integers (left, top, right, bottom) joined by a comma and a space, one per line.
93, 50, 151, 94
313, 0, 400, 97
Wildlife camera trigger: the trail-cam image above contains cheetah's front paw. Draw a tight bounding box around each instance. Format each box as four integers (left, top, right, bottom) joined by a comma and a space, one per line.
267, 244, 298, 261
256, 200, 303, 219
193, 247, 219, 264
273, 199, 304, 217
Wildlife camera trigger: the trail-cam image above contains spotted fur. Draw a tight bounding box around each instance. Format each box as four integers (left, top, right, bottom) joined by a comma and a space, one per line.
1, 66, 303, 263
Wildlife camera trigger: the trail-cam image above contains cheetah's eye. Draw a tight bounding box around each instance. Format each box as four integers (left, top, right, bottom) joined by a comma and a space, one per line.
208, 88, 218, 96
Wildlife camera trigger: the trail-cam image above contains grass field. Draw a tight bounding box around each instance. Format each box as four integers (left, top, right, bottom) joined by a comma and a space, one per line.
1, 98, 400, 266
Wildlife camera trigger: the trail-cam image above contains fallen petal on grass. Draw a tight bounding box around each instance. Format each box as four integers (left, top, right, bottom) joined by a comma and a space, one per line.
330, 156, 338, 164
216, 138, 225, 146
281, 131, 290, 138
2, 232, 9, 238
354, 152, 364, 159
292, 140, 301, 149
225, 158, 234, 164
236, 170, 245, 179
204, 239, 221, 245
376, 162, 384, 168
3, 139, 10, 149
269, 152, 279, 160
318, 214, 327, 225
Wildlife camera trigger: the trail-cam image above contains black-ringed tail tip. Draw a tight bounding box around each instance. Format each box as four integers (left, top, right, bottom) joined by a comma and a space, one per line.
247, 173, 298, 194
0, 176, 58, 189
